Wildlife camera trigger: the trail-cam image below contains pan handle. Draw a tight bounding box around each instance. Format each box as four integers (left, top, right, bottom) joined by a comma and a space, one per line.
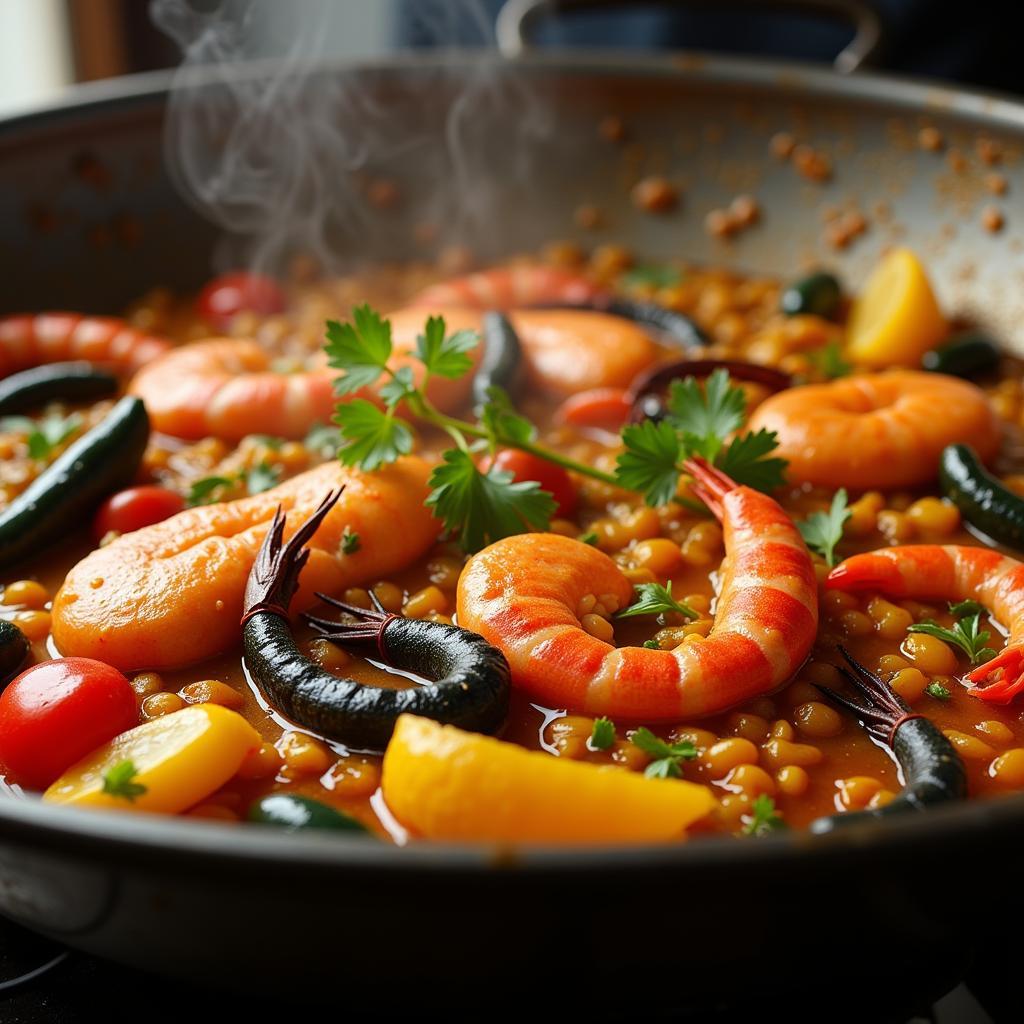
496, 0, 883, 73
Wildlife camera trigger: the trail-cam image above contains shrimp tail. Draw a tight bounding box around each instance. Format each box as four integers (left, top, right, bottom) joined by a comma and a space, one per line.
682, 456, 736, 520
968, 644, 1024, 704
826, 553, 906, 595
242, 489, 344, 622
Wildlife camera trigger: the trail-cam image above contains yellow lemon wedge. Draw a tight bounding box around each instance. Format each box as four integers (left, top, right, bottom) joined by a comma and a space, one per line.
44, 704, 260, 814
381, 714, 717, 844
847, 248, 948, 366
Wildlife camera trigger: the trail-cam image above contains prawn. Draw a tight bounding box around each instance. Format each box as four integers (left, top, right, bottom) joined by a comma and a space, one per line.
51, 456, 440, 671
0, 313, 170, 378
391, 305, 657, 397
828, 545, 1024, 703
128, 323, 481, 441
411, 265, 605, 309
748, 370, 1001, 490
456, 458, 818, 719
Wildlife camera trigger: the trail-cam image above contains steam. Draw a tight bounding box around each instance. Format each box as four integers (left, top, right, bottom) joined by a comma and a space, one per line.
151, 0, 555, 276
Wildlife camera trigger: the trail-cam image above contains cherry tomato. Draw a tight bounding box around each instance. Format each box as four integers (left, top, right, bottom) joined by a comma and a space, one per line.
555, 388, 632, 431
196, 271, 286, 331
0, 658, 137, 790
480, 449, 577, 518
93, 486, 185, 540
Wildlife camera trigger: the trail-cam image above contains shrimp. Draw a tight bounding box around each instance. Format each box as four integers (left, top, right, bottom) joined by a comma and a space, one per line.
51, 456, 440, 671
390, 305, 657, 397
748, 370, 1001, 490
128, 339, 340, 441
129, 325, 481, 441
412, 265, 605, 310
456, 458, 818, 719
828, 545, 1024, 703
0, 314, 170, 378
133, 305, 656, 440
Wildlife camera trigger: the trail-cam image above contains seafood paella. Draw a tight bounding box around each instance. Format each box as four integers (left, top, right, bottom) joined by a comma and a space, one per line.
1, 242, 1022, 845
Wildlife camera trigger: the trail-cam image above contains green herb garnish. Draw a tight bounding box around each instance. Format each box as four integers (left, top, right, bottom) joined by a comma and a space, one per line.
102, 760, 147, 802
812, 340, 851, 380
908, 601, 997, 666
797, 489, 851, 567
925, 681, 952, 701
615, 369, 788, 504
665, 371, 746, 464
325, 305, 396, 395
621, 264, 683, 290
742, 794, 785, 836
642, 638, 661, 650
415, 315, 478, 380
27, 413, 82, 461
630, 726, 698, 779
578, 530, 599, 546
245, 462, 282, 495
304, 422, 342, 458
426, 449, 556, 553
341, 529, 361, 555
249, 434, 285, 450
616, 419, 684, 507
589, 717, 616, 751
617, 581, 698, 621
187, 475, 235, 507
716, 428, 789, 494
334, 399, 414, 472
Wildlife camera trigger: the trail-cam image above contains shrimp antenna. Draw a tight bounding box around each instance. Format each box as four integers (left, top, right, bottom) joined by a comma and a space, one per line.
814, 646, 918, 745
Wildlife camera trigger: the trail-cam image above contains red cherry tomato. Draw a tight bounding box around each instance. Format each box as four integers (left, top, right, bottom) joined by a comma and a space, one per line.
555, 388, 632, 431
480, 449, 577, 518
93, 486, 185, 540
196, 271, 286, 331
0, 658, 137, 790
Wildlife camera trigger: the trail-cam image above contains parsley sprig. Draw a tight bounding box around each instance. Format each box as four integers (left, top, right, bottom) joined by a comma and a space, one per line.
1, 412, 83, 461
742, 794, 785, 836
908, 600, 997, 666
102, 760, 147, 802
630, 727, 698, 779
620, 264, 683, 290
324, 310, 789, 551
615, 369, 788, 506
811, 340, 851, 380
325, 306, 623, 551
617, 581, 698, 622
187, 461, 282, 506
589, 717, 616, 751
797, 489, 850, 567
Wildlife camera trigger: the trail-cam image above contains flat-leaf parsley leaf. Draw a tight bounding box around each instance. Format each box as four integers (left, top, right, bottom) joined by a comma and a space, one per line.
324, 305, 394, 395
617, 581, 698, 621
102, 760, 147, 802
630, 726, 698, 779
615, 419, 682, 507
908, 601, 997, 666
797, 488, 850, 567
425, 449, 557, 553
742, 794, 785, 836
334, 399, 414, 472
589, 717, 616, 751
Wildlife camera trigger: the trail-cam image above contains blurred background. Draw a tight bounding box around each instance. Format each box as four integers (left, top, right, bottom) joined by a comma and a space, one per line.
3, 0, 1024, 118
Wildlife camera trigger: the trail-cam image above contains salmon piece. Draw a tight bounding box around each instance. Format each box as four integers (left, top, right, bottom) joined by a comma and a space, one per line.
52, 457, 440, 670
